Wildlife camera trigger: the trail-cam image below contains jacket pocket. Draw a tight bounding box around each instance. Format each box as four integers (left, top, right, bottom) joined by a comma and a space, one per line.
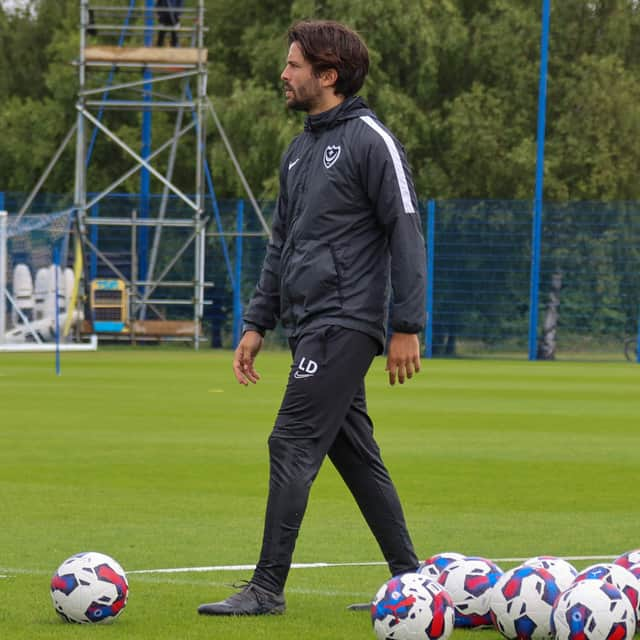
283, 241, 343, 320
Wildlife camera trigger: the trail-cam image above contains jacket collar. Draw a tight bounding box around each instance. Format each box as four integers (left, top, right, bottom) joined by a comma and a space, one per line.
304, 96, 369, 133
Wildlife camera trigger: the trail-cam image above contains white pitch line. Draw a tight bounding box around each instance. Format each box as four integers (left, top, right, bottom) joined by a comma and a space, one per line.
128, 561, 385, 575
494, 555, 615, 563
127, 555, 618, 576
0, 554, 619, 579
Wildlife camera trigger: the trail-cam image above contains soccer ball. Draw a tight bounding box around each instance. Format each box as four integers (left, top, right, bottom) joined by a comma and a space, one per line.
614, 550, 640, 580
50, 552, 129, 623
437, 556, 503, 628
489, 565, 561, 639
371, 572, 455, 640
551, 580, 636, 640
573, 563, 640, 627
522, 555, 578, 591
418, 553, 466, 580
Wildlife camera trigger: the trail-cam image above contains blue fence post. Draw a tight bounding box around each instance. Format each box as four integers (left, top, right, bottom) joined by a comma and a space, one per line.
53, 245, 61, 376
232, 199, 244, 348
528, 0, 551, 361
0, 192, 5, 211
90, 202, 99, 280
635, 306, 640, 364
138, 0, 154, 287
425, 199, 435, 358
528, 201, 543, 361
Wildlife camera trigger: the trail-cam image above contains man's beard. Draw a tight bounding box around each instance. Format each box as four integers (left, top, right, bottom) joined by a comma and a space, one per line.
287, 96, 312, 112
284, 83, 321, 112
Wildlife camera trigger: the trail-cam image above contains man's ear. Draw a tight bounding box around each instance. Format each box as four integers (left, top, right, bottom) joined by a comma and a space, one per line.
320, 68, 338, 89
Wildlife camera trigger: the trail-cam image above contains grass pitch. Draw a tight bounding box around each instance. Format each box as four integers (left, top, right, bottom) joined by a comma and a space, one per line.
0, 348, 639, 639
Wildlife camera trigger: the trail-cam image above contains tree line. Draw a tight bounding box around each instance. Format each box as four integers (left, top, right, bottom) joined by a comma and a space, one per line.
1, 0, 640, 202
1, 0, 638, 352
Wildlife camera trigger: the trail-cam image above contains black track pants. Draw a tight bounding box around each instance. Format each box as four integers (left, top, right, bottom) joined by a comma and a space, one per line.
251, 326, 419, 593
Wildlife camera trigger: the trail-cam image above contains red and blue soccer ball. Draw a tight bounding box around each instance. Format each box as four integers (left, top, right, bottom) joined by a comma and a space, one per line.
551, 579, 636, 640
418, 552, 466, 580
522, 555, 578, 591
573, 562, 640, 629
50, 552, 129, 624
489, 565, 561, 640
371, 572, 455, 640
437, 556, 503, 628
614, 549, 640, 581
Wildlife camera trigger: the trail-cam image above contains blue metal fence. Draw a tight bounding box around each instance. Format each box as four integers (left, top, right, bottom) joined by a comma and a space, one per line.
537, 202, 640, 360
427, 200, 533, 357
425, 200, 639, 361
2, 192, 639, 361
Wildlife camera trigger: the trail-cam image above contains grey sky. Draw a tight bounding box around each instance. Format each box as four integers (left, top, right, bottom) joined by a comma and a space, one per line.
1, 0, 33, 13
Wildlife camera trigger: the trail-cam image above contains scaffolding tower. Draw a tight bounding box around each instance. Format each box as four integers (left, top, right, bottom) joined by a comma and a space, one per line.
10, 1, 270, 348
75, 0, 210, 346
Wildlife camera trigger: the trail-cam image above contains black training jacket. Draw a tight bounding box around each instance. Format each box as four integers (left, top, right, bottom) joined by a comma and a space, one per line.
243, 96, 427, 351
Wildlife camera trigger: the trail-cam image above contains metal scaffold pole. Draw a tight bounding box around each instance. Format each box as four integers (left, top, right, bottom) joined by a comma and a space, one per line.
193, 0, 207, 350
75, 0, 88, 240
0, 211, 7, 344
75, 0, 211, 347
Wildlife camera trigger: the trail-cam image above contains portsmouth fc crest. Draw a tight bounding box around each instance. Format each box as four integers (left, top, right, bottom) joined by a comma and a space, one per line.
323, 145, 341, 169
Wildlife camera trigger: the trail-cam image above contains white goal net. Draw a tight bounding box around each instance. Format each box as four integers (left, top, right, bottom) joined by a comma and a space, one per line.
0, 209, 96, 352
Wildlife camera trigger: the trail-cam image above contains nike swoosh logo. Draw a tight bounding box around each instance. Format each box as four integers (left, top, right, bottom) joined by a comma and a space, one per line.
293, 371, 314, 379
288, 158, 300, 170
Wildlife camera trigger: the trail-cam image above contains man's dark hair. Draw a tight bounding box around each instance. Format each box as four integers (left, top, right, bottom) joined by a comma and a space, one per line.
287, 20, 369, 97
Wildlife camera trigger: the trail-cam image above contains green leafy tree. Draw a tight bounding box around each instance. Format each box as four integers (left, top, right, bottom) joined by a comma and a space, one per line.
1, 0, 639, 347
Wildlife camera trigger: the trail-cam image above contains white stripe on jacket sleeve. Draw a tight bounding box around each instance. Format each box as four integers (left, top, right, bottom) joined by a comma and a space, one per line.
360, 115, 415, 213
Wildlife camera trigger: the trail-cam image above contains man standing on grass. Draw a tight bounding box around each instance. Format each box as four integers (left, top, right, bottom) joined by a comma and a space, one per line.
198, 19, 426, 616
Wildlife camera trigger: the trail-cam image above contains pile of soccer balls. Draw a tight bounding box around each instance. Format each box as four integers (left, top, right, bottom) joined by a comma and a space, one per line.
371, 549, 640, 640
50, 551, 128, 624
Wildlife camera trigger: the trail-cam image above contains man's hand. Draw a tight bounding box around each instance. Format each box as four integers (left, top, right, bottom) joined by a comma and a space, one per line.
232, 330, 264, 385
385, 332, 421, 386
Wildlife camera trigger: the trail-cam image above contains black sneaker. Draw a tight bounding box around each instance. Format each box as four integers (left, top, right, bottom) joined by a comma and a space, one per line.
197, 582, 286, 616
347, 601, 372, 611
